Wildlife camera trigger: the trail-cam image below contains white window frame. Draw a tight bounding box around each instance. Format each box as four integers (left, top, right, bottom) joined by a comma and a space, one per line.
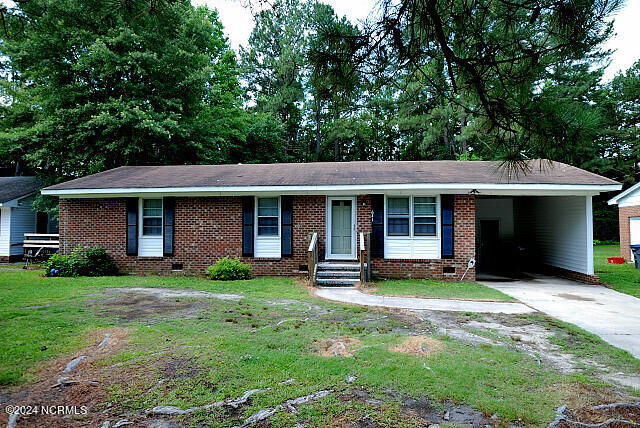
255, 196, 281, 238
139, 198, 163, 238
386, 196, 411, 237
384, 194, 440, 240
412, 196, 438, 237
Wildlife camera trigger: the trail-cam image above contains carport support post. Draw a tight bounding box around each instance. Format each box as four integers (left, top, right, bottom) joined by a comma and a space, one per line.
586, 196, 594, 275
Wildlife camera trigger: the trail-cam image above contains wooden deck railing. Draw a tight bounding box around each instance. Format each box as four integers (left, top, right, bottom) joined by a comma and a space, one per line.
359, 232, 366, 284
307, 232, 318, 286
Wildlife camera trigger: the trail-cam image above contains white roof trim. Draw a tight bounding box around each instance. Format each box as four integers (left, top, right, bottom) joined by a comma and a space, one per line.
608, 182, 640, 205
42, 182, 622, 198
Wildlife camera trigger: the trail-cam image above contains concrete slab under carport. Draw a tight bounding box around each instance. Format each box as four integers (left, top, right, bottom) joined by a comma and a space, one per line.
480, 274, 640, 359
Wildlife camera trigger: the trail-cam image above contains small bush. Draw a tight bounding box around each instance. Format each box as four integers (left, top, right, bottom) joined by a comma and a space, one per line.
80, 246, 118, 276
206, 257, 251, 280
43, 252, 83, 277
43, 246, 118, 277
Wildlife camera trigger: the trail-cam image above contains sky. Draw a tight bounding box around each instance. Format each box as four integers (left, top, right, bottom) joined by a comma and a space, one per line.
197, 0, 640, 81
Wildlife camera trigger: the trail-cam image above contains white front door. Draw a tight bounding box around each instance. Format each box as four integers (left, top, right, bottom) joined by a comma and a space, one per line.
327, 197, 356, 259
630, 217, 640, 262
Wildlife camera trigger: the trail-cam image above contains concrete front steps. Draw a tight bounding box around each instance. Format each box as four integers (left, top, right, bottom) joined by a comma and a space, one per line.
316, 262, 365, 287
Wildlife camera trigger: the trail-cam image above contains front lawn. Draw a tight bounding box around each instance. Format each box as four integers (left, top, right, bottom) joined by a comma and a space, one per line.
0, 268, 637, 427
366, 279, 517, 301
594, 244, 640, 298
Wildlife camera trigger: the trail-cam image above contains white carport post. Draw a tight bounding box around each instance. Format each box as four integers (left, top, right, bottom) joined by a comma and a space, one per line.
586, 195, 594, 275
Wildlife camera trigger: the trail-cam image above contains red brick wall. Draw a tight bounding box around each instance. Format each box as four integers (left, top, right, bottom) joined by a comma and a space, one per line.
58, 194, 475, 279
619, 205, 640, 261
59, 196, 326, 275
369, 194, 476, 281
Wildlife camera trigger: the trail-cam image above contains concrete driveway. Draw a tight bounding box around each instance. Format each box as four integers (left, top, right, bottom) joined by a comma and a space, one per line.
480, 275, 640, 359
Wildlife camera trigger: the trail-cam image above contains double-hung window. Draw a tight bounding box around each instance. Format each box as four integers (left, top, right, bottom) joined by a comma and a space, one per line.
387, 197, 410, 236
386, 196, 437, 237
413, 197, 437, 236
257, 197, 279, 236
142, 199, 163, 236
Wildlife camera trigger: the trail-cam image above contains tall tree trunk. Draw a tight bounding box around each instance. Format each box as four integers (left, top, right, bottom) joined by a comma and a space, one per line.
315, 99, 321, 161
333, 106, 339, 162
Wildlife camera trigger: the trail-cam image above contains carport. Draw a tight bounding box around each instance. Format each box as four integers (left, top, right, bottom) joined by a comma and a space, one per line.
475, 195, 597, 282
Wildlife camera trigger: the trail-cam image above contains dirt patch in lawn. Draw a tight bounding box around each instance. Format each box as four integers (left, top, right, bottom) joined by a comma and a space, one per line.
553, 401, 640, 427
315, 337, 361, 357
0, 327, 131, 428
89, 287, 242, 322
344, 388, 489, 426
390, 336, 444, 357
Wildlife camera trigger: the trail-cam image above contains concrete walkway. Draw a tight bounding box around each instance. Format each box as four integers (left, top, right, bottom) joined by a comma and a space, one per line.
314, 287, 535, 314
480, 275, 640, 359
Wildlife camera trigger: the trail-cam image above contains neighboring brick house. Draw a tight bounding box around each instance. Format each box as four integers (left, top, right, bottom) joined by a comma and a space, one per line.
42, 160, 620, 284
609, 182, 640, 262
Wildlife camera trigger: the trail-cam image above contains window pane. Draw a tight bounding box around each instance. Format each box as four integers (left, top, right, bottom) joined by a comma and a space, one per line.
258, 226, 278, 236
258, 217, 278, 227
414, 216, 436, 236
258, 198, 278, 217
143, 217, 162, 227
413, 216, 436, 225
414, 197, 436, 216
414, 223, 436, 236
143, 199, 162, 217
388, 217, 409, 236
414, 197, 435, 204
387, 197, 409, 215
143, 226, 162, 236
143, 217, 162, 236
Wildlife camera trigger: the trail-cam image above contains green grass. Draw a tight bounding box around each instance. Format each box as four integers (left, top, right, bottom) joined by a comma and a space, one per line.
368, 279, 517, 301
0, 268, 635, 426
594, 244, 640, 298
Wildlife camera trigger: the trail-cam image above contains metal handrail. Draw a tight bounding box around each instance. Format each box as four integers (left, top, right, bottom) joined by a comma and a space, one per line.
308, 232, 318, 287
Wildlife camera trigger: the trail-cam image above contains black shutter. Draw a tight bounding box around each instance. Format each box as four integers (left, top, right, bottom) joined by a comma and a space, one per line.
441, 195, 454, 259
281, 196, 293, 257
126, 198, 138, 256
163, 197, 175, 257
242, 197, 254, 257
371, 194, 384, 258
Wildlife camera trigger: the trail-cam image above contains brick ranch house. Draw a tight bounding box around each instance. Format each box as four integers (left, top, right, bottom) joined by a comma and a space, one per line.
41, 160, 620, 284
609, 182, 640, 262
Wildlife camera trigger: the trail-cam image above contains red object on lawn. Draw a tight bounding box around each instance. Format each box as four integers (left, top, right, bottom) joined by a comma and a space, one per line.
607, 257, 625, 264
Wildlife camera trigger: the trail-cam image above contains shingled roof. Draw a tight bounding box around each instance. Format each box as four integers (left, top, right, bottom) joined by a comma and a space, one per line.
43, 160, 618, 192
0, 176, 40, 203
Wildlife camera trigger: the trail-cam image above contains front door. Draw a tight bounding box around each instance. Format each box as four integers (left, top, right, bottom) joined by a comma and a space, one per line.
328, 197, 356, 259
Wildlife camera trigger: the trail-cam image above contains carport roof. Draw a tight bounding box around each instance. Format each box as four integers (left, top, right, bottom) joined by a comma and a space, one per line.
43, 160, 619, 194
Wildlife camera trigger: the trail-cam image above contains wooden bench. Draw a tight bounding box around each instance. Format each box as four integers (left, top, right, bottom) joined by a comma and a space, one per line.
23, 233, 59, 267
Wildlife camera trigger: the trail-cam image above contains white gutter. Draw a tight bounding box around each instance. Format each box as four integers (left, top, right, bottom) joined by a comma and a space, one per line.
42, 183, 621, 197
